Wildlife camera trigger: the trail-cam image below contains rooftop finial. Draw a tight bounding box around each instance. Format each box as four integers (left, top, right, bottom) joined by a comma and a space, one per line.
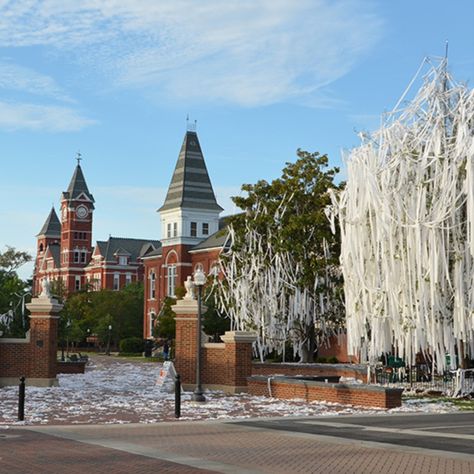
76, 151, 82, 165
445, 40, 449, 60
186, 115, 196, 132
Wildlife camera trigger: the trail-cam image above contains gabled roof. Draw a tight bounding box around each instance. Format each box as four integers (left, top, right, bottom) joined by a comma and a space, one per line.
190, 228, 228, 252
37, 207, 61, 237
189, 214, 236, 252
62, 164, 95, 205
98, 237, 161, 262
159, 131, 223, 213
40, 243, 61, 270
113, 247, 132, 257
47, 243, 61, 268
141, 247, 163, 258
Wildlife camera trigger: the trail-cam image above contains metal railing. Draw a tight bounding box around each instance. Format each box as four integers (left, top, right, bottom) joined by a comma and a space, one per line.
375, 366, 474, 397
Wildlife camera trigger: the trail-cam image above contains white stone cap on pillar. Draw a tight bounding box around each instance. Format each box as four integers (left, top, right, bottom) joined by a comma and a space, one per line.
171, 298, 207, 315
221, 331, 258, 344
26, 297, 63, 316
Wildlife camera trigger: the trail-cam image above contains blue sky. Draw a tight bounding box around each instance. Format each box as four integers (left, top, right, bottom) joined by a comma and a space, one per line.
0, 0, 473, 279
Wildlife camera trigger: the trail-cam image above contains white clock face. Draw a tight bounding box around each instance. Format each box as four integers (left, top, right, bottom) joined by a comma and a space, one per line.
76, 205, 88, 219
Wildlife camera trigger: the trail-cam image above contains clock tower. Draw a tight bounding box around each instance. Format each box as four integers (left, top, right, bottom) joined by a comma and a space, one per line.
60, 156, 95, 293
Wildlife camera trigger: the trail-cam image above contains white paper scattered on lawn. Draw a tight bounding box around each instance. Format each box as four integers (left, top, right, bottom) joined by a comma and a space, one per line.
0, 358, 460, 426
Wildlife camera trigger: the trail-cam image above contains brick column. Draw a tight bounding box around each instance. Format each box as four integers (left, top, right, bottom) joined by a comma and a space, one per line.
25, 295, 63, 387
172, 298, 206, 388
221, 331, 257, 391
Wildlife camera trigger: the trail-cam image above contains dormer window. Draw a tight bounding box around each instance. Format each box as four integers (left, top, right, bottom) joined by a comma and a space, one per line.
119, 256, 128, 265
190, 222, 197, 237
202, 223, 209, 235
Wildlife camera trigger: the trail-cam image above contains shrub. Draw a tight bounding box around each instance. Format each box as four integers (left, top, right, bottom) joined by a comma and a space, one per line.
119, 337, 144, 354
328, 356, 339, 364
316, 356, 327, 363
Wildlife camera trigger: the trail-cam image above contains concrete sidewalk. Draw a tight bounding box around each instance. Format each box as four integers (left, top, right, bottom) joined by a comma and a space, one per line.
1, 415, 471, 474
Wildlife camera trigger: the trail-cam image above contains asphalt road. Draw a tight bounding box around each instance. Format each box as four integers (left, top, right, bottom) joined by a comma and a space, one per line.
234, 412, 474, 455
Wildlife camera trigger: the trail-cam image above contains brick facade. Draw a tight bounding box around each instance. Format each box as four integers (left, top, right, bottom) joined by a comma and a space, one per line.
0, 295, 62, 387
173, 297, 256, 393
252, 362, 368, 382
247, 376, 403, 409
33, 163, 158, 298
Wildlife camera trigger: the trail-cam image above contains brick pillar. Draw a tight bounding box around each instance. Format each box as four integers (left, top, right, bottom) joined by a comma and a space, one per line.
172, 298, 206, 388
25, 294, 63, 387
222, 331, 257, 390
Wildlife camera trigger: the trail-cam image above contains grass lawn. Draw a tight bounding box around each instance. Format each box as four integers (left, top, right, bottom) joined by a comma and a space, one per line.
404, 394, 474, 411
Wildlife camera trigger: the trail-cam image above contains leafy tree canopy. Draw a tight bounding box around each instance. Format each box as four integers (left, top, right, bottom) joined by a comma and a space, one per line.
219, 150, 345, 362
59, 282, 144, 346
0, 246, 32, 273
0, 246, 32, 337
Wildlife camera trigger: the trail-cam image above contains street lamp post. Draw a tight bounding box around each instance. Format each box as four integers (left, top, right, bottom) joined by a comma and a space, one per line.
66, 319, 71, 357
192, 268, 206, 403
106, 324, 112, 355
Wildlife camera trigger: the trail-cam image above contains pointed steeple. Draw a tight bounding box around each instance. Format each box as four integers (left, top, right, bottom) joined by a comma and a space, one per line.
159, 131, 223, 213
37, 207, 61, 237
62, 163, 95, 206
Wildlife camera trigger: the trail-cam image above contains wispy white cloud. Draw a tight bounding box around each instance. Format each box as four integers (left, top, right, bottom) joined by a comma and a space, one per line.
0, 60, 72, 101
0, 0, 383, 107
0, 100, 96, 131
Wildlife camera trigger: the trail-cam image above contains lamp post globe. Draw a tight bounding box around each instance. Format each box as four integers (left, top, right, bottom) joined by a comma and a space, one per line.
192, 268, 206, 402
106, 324, 112, 356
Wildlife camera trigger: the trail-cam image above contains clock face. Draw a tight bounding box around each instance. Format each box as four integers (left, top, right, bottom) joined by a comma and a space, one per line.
76, 205, 88, 219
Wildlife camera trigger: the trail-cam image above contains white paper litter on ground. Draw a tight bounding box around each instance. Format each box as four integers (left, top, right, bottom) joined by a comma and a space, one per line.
0, 357, 461, 426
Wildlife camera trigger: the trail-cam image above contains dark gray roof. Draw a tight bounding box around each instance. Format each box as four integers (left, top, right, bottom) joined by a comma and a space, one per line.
159, 131, 223, 213
190, 228, 228, 252
47, 243, 61, 268
142, 247, 163, 258
37, 207, 61, 237
62, 164, 95, 205
95, 237, 161, 262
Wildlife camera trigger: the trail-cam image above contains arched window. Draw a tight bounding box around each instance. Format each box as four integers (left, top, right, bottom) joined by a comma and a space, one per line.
149, 271, 156, 299
167, 266, 176, 297
39, 243, 44, 252
149, 311, 156, 338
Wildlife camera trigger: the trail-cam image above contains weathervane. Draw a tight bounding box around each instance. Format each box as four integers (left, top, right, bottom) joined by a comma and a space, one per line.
76, 151, 82, 165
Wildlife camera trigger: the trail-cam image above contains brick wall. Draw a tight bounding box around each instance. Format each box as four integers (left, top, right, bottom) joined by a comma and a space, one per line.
0, 339, 30, 377
57, 361, 86, 374
0, 296, 62, 387
318, 333, 359, 363
173, 298, 256, 392
247, 376, 402, 409
252, 362, 368, 382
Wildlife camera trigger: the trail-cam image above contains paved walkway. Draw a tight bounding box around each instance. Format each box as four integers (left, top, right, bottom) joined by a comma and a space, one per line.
1, 413, 472, 473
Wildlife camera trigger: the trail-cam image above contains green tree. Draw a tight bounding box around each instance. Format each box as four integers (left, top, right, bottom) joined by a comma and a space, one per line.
203, 286, 230, 342
0, 246, 32, 337
153, 297, 176, 340
0, 246, 32, 273
61, 282, 144, 350
220, 150, 344, 361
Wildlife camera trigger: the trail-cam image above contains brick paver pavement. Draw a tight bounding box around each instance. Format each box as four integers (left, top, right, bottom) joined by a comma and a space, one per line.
15, 419, 474, 474
0, 428, 213, 474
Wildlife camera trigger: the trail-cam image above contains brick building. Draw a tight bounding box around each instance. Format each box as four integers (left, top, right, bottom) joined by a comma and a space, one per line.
142, 130, 228, 338
33, 159, 160, 295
